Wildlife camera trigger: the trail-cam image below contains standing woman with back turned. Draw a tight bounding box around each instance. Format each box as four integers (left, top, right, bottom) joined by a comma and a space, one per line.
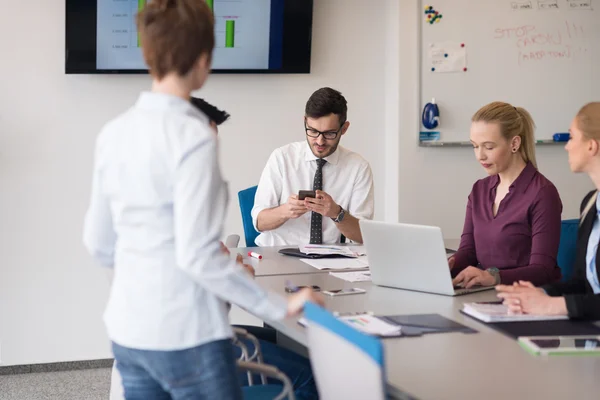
498, 103, 600, 320
83, 1, 321, 399
450, 102, 563, 289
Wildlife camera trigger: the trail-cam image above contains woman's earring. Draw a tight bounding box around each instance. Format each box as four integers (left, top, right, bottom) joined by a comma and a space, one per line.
512, 148, 517, 153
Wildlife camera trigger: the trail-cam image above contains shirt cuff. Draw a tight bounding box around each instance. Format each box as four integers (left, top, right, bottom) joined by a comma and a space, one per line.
251, 205, 273, 233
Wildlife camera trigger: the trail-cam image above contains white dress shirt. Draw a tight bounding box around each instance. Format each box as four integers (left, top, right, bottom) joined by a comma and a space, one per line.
83, 92, 287, 351
251, 141, 374, 246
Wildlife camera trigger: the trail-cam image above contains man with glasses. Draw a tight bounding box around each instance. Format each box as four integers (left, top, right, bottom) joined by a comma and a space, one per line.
251, 87, 374, 246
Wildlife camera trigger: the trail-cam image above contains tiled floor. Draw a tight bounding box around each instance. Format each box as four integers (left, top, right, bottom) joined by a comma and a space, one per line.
0, 368, 111, 400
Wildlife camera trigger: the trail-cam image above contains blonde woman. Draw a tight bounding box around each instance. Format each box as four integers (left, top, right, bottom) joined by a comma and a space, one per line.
498, 103, 600, 319
450, 102, 563, 289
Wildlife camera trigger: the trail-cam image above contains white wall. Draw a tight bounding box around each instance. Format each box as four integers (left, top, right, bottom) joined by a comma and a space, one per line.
0, 0, 590, 367
397, 0, 594, 235
0, 0, 388, 366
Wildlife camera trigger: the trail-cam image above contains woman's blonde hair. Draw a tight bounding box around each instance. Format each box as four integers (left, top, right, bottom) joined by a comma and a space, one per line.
472, 102, 537, 168
575, 102, 600, 140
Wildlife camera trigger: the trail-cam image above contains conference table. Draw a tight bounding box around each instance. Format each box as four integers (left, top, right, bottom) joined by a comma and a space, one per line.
237, 243, 600, 400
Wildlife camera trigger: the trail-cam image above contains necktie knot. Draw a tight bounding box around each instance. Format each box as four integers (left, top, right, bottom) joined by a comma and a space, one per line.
316, 158, 327, 169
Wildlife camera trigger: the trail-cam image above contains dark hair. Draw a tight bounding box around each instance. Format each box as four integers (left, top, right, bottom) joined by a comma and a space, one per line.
136, 0, 214, 79
305, 87, 348, 124
190, 98, 230, 125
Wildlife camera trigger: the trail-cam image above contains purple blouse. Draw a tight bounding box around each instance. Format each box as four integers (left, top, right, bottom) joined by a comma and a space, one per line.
453, 162, 563, 285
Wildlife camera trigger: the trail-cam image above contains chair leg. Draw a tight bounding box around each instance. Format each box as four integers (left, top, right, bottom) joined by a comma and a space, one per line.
233, 336, 254, 386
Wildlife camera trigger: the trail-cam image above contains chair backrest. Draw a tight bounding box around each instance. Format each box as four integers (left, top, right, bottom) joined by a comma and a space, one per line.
558, 219, 579, 282
304, 303, 386, 400
238, 186, 260, 247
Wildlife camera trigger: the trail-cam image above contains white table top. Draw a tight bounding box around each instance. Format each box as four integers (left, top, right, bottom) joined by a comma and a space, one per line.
235, 246, 331, 276
238, 245, 370, 277
256, 272, 600, 400
239, 239, 460, 277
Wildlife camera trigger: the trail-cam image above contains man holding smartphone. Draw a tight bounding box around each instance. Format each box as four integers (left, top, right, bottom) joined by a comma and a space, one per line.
251, 87, 374, 246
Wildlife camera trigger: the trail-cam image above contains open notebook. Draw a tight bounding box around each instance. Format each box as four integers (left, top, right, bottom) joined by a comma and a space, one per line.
278, 245, 366, 259
462, 302, 569, 323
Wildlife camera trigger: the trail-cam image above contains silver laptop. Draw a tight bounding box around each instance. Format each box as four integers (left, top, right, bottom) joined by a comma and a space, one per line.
360, 220, 494, 296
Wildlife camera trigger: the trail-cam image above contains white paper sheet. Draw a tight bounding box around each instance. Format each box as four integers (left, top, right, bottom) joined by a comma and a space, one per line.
329, 271, 372, 282
338, 314, 401, 336
429, 42, 467, 73
348, 245, 366, 256
299, 257, 369, 271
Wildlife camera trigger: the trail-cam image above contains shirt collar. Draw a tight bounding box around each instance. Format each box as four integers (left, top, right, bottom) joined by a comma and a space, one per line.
135, 91, 210, 124
511, 162, 537, 192
303, 141, 341, 165
490, 162, 537, 193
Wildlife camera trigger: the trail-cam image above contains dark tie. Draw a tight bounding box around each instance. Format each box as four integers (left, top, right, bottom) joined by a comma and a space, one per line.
310, 159, 327, 244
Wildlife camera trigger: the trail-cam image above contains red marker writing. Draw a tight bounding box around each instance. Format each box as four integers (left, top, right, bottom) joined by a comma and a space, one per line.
248, 251, 263, 260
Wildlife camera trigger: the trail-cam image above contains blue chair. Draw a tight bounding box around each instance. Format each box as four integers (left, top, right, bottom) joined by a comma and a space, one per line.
557, 219, 579, 282
238, 186, 260, 247
240, 361, 295, 400
304, 303, 386, 400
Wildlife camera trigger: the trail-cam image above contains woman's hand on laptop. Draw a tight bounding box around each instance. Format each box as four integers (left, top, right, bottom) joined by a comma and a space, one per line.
452, 266, 495, 288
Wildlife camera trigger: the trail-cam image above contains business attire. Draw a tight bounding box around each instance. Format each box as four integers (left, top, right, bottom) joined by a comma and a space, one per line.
542, 190, 600, 320
453, 162, 563, 286
251, 141, 374, 246
83, 92, 287, 399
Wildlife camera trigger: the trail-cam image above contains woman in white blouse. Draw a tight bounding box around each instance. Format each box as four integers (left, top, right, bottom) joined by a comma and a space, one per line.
83, 1, 322, 399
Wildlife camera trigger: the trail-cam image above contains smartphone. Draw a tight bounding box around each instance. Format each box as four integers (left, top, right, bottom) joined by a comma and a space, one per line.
322, 288, 367, 296
285, 285, 321, 293
298, 190, 316, 200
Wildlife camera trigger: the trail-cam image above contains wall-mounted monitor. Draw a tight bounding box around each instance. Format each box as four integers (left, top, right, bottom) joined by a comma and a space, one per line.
65, 0, 313, 74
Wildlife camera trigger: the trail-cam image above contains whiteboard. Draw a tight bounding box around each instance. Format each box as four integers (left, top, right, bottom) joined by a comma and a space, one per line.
419, 0, 599, 143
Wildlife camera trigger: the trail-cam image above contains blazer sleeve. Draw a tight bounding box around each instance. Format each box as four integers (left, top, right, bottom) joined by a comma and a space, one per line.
543, 190, 595, 297
563, 293, 600, 320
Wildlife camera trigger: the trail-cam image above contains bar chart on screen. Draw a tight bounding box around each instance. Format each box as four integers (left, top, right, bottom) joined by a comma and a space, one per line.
209, 0, 272, 69
133, 0, 146, 49
96, 0, 273, 70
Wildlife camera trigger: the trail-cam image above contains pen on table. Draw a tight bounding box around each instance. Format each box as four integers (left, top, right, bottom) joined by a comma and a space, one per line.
248, 251, 263, 260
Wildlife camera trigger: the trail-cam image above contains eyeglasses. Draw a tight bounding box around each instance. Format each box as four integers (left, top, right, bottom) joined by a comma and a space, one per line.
304, 120, 344, 140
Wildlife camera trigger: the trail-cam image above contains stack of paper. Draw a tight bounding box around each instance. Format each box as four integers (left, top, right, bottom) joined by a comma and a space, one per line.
329, 271, 372, 282
298, 245, 361, 258
299, 257, 369, 271
462, 302, 569, 323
